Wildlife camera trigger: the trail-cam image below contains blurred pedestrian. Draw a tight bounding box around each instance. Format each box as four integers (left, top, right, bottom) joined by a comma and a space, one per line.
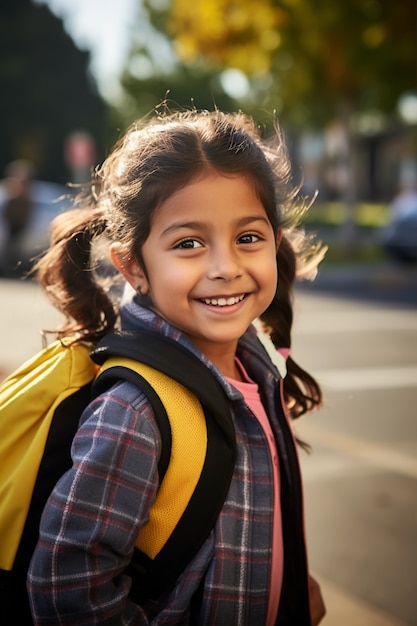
0, 159, 35, 275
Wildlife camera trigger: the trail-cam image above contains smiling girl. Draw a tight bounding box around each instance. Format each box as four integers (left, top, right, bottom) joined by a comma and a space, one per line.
28, 109, 326, 625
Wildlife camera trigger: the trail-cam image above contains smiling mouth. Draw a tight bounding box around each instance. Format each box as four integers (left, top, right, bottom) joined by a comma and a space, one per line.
201, 294, 246, 307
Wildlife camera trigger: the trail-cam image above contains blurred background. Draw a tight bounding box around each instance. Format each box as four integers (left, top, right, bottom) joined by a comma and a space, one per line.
1, 0, 417, 275
0, 1, 416, 624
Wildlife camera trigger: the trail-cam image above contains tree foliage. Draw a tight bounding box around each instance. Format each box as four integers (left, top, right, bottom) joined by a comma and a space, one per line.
169, 0, 283, 75
166, 0, 417, 126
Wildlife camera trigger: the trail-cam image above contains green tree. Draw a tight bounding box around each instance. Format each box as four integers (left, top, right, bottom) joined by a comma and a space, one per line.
121, 0, 416, 246
167, 0, 416, 127
0, 0, 109, 183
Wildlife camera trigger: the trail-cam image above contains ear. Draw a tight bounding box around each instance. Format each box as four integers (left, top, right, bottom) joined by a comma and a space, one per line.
110, 243, 150, 294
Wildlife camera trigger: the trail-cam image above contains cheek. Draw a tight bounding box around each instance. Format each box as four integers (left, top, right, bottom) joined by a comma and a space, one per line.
146, 259, 191, 300
263, 256, 279, 300
264, 250, 278, 282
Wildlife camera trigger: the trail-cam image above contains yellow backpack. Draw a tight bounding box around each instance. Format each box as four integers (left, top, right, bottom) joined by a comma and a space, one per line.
0, 330, 236, 622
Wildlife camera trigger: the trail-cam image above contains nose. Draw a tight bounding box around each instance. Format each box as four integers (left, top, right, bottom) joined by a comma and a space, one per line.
207, 244, 242, 281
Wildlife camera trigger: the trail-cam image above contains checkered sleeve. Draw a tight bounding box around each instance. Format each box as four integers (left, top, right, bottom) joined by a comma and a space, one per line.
27, 381, 161, 625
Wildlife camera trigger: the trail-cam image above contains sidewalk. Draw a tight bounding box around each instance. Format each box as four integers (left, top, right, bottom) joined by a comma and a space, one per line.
0, 276, 415, 625
0, 278, 63, 379
318, 576, 409, 626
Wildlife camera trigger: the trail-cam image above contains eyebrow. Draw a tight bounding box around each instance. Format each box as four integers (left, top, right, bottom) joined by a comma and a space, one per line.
160, 216, 271, 238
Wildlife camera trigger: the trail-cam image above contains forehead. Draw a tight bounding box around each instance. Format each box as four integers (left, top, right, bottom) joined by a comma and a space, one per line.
152, 172, 269, 225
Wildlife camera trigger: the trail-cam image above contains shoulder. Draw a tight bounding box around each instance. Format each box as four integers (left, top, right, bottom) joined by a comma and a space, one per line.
81, 379, 163, 445
69, 380, 163, 487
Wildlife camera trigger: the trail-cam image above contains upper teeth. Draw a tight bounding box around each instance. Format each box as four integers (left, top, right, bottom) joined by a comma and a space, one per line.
202, 295, 245, 306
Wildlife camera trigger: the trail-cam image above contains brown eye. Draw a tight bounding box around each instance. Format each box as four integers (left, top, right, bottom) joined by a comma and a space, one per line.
175, 238, 203, 249
238, 233, 261, 244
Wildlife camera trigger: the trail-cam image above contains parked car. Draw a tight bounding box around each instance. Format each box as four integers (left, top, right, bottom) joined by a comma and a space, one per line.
382, 213, 417, 263
380, 190, 417, 264
0, 180, 75, 275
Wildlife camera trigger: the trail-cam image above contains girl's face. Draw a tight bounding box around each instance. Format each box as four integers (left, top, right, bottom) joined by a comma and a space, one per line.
117, 173, 279, 375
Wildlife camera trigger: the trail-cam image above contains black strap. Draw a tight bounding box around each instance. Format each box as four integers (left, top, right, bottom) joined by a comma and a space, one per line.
94, 366, 172, 481
91, 330, 237, 601
127, 402, 235, 603
92, 330, 235, 451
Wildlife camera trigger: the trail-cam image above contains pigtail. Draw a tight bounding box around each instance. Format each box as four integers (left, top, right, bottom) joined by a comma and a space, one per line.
32, 205, 117, 344
260, 234, 295, 350
259, 233, 323, 420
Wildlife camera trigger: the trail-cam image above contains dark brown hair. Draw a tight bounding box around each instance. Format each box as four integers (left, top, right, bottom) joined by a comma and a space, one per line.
33, 109, 326, 418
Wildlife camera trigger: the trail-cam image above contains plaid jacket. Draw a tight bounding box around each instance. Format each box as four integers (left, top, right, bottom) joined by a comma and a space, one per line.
28, 297, 311, 625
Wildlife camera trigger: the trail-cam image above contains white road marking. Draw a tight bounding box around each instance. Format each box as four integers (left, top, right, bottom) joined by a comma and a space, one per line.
314, 365, 417, 390
294, 309, 417, 334
298, 424, 417, 480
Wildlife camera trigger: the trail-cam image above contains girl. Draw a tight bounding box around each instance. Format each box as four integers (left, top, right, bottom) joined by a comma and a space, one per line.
28, 109, 326, 625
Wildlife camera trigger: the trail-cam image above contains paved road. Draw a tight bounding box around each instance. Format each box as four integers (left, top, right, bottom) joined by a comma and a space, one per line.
1, 268, 416, 625
0, 278, 63, 377
293, 275, 417, 626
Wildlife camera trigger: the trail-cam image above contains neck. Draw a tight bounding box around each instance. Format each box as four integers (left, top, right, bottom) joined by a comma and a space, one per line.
189, 339, 241, 380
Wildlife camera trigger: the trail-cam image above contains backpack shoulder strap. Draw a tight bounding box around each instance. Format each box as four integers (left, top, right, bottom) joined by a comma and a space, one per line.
92, 332, 237, 601
94, 364, 173, 481
97, 358, 207, 558
92, 330, 235, 447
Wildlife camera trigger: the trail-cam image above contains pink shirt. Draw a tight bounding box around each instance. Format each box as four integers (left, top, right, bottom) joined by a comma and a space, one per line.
227, 361, 283, 626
